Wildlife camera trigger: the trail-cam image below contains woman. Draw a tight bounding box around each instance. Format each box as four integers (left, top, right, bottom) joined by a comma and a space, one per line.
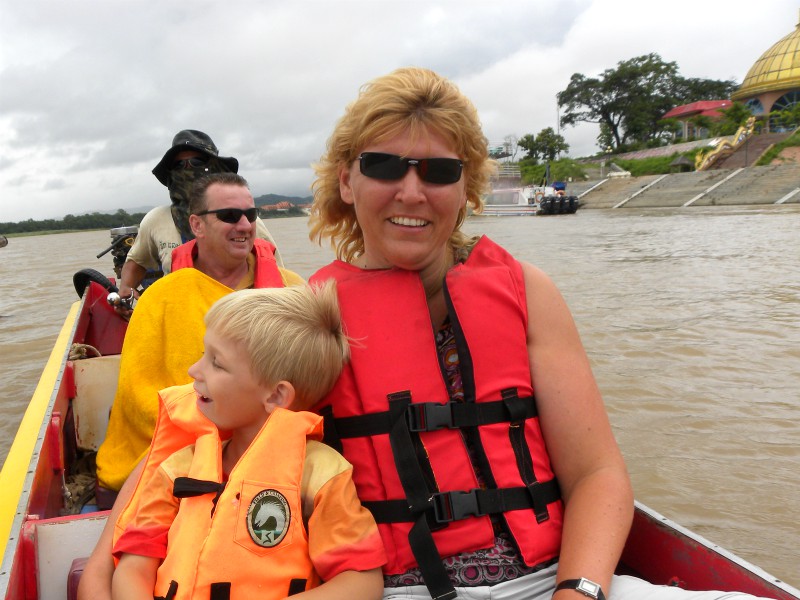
307, 67, 765, 600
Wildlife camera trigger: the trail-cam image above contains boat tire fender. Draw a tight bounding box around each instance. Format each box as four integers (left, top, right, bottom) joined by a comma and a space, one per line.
73, 268, 118, 298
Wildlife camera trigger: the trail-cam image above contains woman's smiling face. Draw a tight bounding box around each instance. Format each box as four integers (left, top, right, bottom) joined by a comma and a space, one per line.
338, 126, 466, 278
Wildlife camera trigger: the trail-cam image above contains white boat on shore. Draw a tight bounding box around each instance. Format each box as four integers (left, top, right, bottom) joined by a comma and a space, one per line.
478, 185, 580, 217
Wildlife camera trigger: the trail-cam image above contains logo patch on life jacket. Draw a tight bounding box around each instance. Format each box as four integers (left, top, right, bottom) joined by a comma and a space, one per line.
246, 489, 291, 548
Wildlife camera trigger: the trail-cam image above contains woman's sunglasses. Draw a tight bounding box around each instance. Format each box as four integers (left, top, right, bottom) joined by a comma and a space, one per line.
195, 207, 258, 224
358, 152, 463, 184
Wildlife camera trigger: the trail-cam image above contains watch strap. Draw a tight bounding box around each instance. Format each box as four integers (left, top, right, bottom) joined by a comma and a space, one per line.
555, 578, 606, 600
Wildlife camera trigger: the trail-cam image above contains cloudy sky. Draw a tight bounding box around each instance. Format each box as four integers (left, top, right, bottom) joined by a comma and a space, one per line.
1, 0, 797, 223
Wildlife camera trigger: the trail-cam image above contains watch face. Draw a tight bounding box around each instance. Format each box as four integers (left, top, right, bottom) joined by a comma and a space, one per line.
577, 578, 601, 598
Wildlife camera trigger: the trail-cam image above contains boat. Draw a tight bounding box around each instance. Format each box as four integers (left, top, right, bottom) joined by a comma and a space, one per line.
1, 251, 799, 600
479, 184, 580, 217
480, 187, 541, 216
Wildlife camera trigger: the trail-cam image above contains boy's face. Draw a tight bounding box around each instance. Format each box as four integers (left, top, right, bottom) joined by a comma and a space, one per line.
188, 327, 273, 440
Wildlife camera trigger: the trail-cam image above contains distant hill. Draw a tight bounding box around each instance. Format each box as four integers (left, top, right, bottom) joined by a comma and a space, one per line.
254, 193, 313, 207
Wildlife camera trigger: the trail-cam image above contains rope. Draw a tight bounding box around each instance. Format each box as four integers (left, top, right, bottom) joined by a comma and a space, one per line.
69, 343, 102, 360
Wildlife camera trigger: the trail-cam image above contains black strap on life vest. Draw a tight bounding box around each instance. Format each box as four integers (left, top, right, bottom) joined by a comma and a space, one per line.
288, 579, 308, 596
387, 392, 458, 600
173, 477, 226, 517
209, 582, 231, 600
322, 395, 538, 443
155, 580, 178, 600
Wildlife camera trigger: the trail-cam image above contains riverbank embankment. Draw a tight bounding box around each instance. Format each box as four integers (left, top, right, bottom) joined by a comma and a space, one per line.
574, 163, 800, 209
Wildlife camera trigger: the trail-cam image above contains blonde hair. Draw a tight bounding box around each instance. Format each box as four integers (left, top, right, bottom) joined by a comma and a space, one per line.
309, 67, 496, 262
203, 281, 349, 410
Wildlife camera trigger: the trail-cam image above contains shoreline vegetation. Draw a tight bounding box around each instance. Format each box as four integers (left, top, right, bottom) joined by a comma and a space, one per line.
1, 198, 309, 236
3, 137, 799, 236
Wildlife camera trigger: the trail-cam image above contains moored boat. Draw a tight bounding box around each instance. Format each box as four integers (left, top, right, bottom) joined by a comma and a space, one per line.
0, 266, 798, 600
478, 184, 580, 217
480, 187, 541, 216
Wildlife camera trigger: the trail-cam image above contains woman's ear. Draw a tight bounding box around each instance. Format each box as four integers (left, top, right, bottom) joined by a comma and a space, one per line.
339, 163, 355, 205
263, 381, 296, 414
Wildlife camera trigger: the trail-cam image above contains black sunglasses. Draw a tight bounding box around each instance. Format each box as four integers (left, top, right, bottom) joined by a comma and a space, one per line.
172, 157, 208, 170
195, 207, 258, 224
358, 152, 463, 184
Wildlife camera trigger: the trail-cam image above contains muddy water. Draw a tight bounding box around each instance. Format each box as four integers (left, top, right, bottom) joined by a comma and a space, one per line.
1, 206, 797, 585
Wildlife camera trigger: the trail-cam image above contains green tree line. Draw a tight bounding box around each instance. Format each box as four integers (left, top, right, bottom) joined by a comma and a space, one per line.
1, 209, 146, 235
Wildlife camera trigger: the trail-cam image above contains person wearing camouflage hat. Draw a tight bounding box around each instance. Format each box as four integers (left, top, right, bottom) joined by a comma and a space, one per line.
152, 129, 240, 243
116, 130, 282, 311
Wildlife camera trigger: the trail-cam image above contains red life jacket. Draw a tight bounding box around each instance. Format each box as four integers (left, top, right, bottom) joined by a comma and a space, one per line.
171, 238, 284, 288
116, 383, 322, 600
310, 236, 563, 600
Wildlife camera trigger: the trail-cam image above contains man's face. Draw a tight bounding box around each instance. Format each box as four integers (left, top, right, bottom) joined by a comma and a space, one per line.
171, 150, 207, 171
190, 183, 256, 268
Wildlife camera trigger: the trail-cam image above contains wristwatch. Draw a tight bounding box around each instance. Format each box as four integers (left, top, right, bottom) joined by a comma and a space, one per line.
555, 578, 606, 600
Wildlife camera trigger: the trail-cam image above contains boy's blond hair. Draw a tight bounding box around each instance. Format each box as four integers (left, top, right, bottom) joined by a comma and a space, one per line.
204, 281, 349, 409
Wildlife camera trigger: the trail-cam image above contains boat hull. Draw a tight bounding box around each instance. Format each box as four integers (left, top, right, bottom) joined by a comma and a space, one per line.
0, 279, 797, 600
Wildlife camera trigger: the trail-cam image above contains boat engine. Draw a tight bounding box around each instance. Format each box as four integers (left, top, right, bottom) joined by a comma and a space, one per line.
96, 226, 138, 279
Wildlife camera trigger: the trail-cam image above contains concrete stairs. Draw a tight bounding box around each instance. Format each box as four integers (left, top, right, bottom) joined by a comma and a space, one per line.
578, 163, 800, 208
713, 132, 789, 170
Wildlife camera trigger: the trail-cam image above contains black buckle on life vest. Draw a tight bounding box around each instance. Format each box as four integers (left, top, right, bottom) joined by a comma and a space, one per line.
406, 402, 454, 432
431, 489, 483, 523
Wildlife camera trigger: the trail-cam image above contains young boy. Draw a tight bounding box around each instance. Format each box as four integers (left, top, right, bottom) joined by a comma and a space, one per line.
110, 283, 386, 600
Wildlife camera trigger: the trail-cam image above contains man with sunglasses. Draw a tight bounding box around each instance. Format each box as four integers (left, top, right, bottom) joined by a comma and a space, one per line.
117, 129, 282, 309
95, 172, 303, 514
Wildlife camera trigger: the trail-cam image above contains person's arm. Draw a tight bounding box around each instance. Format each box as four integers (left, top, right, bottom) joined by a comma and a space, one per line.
521, 261, 633, 599
300, 442, 387, 600
111, 554, 159, 600
290, 568, 383, 600
77, 460, 143, 600
117, 260, 147, 300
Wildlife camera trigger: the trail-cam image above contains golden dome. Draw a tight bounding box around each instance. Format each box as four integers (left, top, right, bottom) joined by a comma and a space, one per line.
732, 19, 800, 100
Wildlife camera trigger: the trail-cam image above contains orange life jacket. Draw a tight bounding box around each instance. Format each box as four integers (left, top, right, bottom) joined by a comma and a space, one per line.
115, 383, 322, 600
310, 236, 563, 600
171, 238, 284, 288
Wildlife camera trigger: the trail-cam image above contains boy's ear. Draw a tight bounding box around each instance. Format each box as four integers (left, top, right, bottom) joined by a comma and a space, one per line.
263, 381, 296, 413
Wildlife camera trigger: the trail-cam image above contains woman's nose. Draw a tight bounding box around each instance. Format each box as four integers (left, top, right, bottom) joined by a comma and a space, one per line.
396, 168, 426, 201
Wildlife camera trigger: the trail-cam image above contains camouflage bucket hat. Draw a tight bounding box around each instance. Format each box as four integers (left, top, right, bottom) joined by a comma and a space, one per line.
152, 129, 239, 186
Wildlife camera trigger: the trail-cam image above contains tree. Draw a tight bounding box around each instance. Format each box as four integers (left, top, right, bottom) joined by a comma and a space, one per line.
674, 77, 738, 103
558, 53, 738, 152
713, 102, 753, 136
770, 102, 800, 131
518, 128, 569, 162
518, 133, 539, 160
535, 127, 569, 161
503, 134, 519, 161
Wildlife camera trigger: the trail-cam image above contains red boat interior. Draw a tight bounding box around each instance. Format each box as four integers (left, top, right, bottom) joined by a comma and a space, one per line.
4, 281, 796, 600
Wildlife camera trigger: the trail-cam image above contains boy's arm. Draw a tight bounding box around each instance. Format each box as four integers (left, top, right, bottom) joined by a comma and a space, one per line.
302, 442, 387, 597
112, 554, 160, 600
78, 459, 144, 600
288, 568, 383, 600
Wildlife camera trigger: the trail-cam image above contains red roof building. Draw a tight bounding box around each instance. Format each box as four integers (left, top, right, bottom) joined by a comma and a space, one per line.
662, 100, 732, 140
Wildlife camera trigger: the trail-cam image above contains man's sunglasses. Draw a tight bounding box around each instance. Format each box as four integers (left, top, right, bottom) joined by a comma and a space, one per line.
172, 157, 208, 170
195, 207, 258, 224
358, 152, 463, 184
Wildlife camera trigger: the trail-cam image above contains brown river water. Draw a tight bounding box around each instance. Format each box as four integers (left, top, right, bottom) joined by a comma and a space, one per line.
0, 206, 798, 585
